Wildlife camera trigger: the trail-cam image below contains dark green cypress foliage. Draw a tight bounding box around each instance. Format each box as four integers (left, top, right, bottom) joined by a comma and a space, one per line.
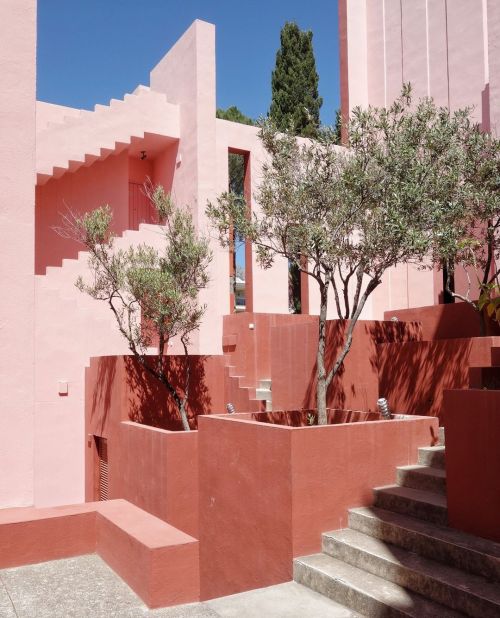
269, 22, 323, 138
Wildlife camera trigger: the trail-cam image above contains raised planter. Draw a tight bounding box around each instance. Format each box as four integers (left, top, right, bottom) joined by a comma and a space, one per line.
197, 411, 438, 600
85, 356, 206, 537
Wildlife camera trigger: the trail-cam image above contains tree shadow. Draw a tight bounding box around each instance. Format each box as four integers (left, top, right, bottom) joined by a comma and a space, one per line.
253, 409, 380, 426
89, 356, 118, 435
125, 355, 212, 431
301, 320, 421, 412
374, 332, 473, 422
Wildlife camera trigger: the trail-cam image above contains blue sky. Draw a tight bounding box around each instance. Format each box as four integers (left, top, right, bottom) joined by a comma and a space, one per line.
37, 0, 340, 125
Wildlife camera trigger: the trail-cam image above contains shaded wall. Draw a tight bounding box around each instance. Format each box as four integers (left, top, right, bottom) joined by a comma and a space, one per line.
378, 336, 500, 420
384, 303, 500, 341
0, 0, 36, 507
35, 151, 129, 273
271, 318, 421, 412
445, 389, 500, 543
85, 355, 226, 536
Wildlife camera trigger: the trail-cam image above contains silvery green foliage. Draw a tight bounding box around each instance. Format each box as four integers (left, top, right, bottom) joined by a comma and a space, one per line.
66, 187, 212, 431
208, 85, 494, 422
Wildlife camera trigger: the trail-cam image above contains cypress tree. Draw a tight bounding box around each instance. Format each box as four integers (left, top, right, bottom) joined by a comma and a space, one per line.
269, 22, 323, 138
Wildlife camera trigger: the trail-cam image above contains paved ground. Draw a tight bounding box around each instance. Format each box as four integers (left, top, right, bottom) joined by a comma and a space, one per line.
0, 554, 360, 617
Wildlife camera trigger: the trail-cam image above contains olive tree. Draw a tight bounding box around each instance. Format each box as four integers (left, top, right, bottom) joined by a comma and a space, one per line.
59, 185, 212, 431
429, 124, 500, 331
207, 86, 480, 423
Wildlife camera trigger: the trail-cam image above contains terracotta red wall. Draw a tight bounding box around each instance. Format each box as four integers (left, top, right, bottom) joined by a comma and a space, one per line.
85, 354, 226, 536
445, 389, 500, 543
0, 504, 96, 568
223, 312, 315, 387
0, 500, 200, 608
378, 337, 500, 420
198, 413, 437, 600
384, 303, 500, 341
271, 319, 421, 412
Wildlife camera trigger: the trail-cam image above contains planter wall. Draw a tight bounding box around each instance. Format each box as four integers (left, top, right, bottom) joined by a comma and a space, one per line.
444, 389, 500, 543
85, 355, 224, 536
198, 412, 438, 600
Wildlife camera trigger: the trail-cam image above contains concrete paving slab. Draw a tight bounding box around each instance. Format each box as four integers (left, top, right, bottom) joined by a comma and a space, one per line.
0, 577, 16, 618
205, 581, 361, 617
0, 554, 146, 618
0, 555, 358, 617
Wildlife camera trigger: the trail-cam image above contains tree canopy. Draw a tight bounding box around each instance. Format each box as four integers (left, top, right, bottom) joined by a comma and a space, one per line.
59, 186, 212, 431
269, 22, 323, 138
216, 106, 255, 126
208, 85, 494, 422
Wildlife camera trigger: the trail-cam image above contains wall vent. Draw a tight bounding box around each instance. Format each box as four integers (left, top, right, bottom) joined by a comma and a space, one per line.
95, 436, 109, 501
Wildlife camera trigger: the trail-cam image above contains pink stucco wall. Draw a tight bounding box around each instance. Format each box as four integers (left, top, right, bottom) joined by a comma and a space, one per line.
339, 0, 498, 306
341, 0, 494, 128
0, 0, 36, 507
36, 151, 129, 273
1, 6, 472, 510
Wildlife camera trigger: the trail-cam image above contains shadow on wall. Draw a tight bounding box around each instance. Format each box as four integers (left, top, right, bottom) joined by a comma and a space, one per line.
89, 355, 118, 436
300, 320, 421, 411
125, 356, 212, 431
378, 338, 473, 420
253, 409, 380, 426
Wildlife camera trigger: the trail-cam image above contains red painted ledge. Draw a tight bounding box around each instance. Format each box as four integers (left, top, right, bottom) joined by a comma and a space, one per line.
0, 499, 199, 609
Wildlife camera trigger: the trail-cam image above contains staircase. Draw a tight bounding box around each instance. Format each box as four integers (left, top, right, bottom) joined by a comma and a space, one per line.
36, 85, 180, 184
223, 361, 273, 413
294, 431, 500, 617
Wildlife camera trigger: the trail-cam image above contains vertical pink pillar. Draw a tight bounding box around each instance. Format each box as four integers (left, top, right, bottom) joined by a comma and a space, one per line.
0, 0, 36, 507
150, 21, 222, 355
488, 0, 500, 135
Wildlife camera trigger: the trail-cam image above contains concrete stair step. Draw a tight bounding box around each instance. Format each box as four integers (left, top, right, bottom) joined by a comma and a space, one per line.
374, 485, 448, 525
396, 464, 446, 495
439, 426, 445, 446
418, 445, 446, 469
255, 388, 272, 401
258, 378, 272, 390
348, 506, 500, 582
294, 553, 463, 617
322, 529, 500, 617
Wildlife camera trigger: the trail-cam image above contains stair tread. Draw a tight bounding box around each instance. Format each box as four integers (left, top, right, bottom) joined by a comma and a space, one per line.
324, 528, 500, 605
349, 506, 500, 563
295, 553, 464, 617
397, 464, 446, 479
419, 445, 445, 454
375, 484, 447, 508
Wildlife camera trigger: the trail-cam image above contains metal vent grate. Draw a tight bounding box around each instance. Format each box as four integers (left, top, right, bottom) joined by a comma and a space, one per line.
96, 437, 109, 501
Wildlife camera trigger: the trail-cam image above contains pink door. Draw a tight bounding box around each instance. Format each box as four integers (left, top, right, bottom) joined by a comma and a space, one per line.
128, 182, 156, 230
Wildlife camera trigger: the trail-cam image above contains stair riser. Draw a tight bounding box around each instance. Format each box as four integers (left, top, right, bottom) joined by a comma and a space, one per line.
418, 448, 446, 469
294, 560, 410, 618
439, 426, 445, 446
323, 537, 500, 618
396, 469, 446, 495
374, 491, 448, 525
348, 510, 500, 583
